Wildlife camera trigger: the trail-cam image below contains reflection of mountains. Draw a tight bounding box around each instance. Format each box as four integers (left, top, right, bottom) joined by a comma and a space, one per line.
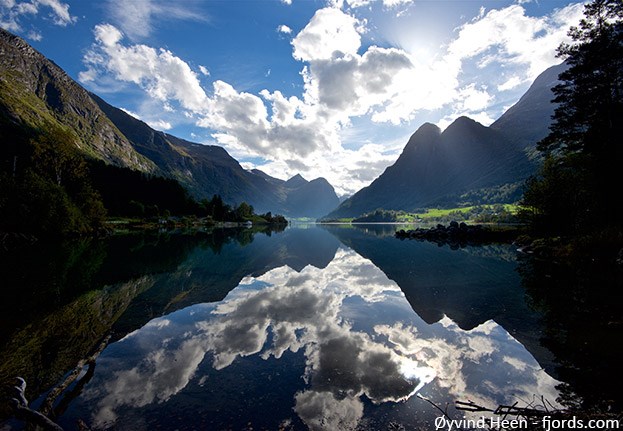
0, 227, 340, 413
323, 225, 556, 375
112, 227, 340, 336
62, 247, 560, 431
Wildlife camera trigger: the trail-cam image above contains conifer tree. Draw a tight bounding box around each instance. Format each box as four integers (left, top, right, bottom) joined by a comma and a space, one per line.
522, 0, 623, 233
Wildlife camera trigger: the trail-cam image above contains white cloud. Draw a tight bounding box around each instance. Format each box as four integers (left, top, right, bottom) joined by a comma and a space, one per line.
26, 28, 41, 40
0, 0, 75, 34
446, 3, 585, 81
81, 3, 585, 195
198, 65, 210, 76
456, 84, 494, 112
497, 75, 525, 91
292, 7, 362, 62
37, 0, 73, 25
105, 0, 208, 41
146, 119, 172, 131
82, 24, 208, 112
347, 0, 414, 8
277, 24, 292, 34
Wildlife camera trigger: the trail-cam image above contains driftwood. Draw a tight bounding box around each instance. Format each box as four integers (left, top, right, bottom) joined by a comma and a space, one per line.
457, 401, 556, 417
40, 335, 111, 417
10, 377, 64, 431
9, 335, 111, 431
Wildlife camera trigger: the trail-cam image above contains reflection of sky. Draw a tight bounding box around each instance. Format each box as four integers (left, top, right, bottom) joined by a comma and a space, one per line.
71, 247, 560, 430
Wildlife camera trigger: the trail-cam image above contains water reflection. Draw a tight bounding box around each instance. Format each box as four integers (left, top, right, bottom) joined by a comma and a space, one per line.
324, 225, 557, 374
61, 243, 560, 430
0, 226, 323, 419
518, 252, 623, 411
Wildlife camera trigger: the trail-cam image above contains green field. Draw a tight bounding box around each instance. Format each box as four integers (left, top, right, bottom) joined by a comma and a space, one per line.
410, 204, 518, 220
320, 204, 521, 224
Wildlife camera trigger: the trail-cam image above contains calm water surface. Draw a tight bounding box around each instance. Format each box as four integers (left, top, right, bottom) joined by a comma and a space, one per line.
2, 224, 613, 430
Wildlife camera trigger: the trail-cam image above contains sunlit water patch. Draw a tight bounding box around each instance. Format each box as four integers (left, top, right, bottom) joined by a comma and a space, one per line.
60, 246, 560, 430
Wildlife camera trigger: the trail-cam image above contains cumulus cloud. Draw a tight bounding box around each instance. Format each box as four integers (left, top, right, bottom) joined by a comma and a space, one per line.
446, 3, 585, 81
301, 46, 414, 120
292, 8, 362, 61
0, 0, 75, 35
80, 2, 584, 195
197, 82, 345, 162
277, 24, 292, 34
81, 24, 208, 112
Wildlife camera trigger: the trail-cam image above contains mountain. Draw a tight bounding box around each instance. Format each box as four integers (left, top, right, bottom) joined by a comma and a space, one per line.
490, 62, 567, 147
284, 176, 340, 218
0, 28, 338, 217
324, 63, 566, 219
0, 28, 155, 172
89, 93, 281, 210
92, 94, 340, 215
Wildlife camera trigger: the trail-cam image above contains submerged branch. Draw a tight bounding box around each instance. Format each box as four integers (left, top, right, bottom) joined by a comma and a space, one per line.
10, 377, 64, 431
9, 335, 111, 431
40, 335, 110, 417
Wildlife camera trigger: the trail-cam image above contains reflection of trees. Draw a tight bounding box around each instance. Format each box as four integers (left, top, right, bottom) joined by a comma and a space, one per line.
518, 254, 623, 411
0, 226, 328, 422
0, 228, 276, 420
73, 249, 561, 431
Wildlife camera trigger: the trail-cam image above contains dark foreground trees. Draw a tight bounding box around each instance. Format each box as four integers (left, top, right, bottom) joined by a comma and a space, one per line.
1, 128, 287, 237
0, 129, 106, 236
521, 0, 623, 234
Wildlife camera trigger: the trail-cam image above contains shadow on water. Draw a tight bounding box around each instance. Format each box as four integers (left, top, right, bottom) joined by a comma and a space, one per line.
517, 252, 623, 411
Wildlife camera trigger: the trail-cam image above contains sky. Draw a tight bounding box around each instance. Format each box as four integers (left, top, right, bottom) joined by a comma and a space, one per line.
1, 0, 587, 196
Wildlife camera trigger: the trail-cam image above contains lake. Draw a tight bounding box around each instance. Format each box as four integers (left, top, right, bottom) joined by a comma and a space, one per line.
0, 225, 620, 430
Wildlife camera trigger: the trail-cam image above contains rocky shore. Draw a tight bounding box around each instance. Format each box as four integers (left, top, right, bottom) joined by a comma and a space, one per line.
395, 221, 521, 248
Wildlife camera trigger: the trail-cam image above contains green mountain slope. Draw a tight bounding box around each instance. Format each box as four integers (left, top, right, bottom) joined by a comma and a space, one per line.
0, 28, 155, 172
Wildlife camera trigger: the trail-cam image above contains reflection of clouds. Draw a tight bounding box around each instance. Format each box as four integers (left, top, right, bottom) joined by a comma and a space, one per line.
295, 391, 363, 431
203, 282, 341, 369
85, 248, 560, 430
375, 319, 561, 411
304, 331, 419, 403
91, 337, 208, 427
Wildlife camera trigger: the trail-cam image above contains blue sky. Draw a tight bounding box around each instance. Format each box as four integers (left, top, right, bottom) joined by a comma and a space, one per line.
1, 0, 586, 196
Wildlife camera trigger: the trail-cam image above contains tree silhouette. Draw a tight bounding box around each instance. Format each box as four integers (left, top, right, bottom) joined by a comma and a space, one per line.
522, 0, 623, 233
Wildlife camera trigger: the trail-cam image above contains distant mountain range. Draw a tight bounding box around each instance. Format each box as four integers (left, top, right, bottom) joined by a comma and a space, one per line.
324, 62, 566, 219
0, 28, 339, 218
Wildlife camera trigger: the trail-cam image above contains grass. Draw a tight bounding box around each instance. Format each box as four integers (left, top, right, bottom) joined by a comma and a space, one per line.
411, 204, 519, 220
319, 204, 521, 224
